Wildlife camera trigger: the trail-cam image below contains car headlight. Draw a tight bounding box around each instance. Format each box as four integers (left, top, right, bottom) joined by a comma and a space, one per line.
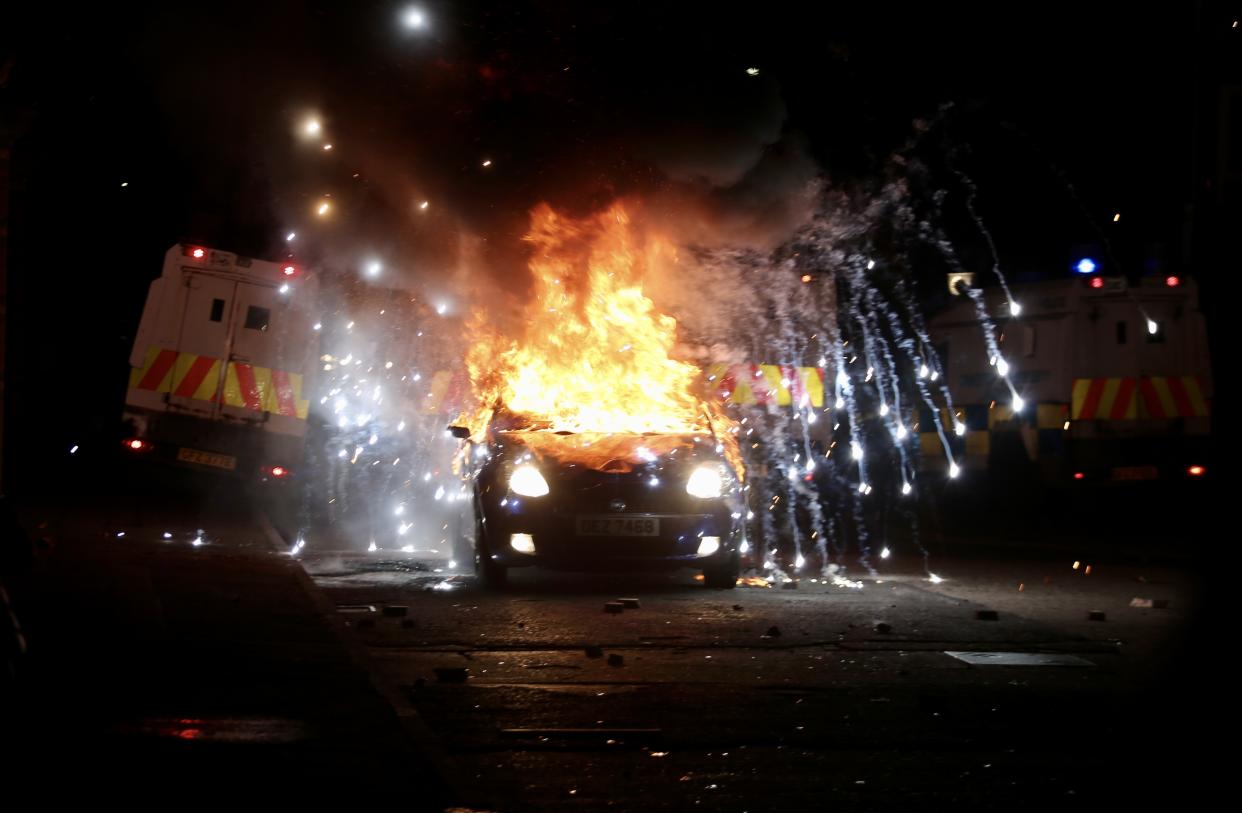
686, 464, 724, 499
509, 464, 550, 497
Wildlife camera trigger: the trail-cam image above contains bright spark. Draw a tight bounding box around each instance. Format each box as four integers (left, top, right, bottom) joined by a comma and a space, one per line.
746, 67, 760, 76
901, 482, 912, 495
1010, 301, 1022, 316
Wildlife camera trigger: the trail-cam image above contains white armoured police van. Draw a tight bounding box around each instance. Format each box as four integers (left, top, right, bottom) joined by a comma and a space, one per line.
122, 244, 319, 480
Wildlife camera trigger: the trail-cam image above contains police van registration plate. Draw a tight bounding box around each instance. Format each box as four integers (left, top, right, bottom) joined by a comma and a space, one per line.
177, 447, 237, 470
576, 516, 659, 536
1111, 466, 1158, 481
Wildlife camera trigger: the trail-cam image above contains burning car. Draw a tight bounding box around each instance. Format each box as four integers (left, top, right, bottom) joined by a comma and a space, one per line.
450, 413, 744, 588
450, 202, 751, 587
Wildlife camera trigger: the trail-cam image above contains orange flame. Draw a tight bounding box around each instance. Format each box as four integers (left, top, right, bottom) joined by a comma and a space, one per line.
466, 202, 742, 475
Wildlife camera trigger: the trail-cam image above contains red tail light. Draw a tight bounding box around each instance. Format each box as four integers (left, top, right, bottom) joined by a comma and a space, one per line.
124, 438, 151, 452
281, 264, 298, 277
1187, 465, 1205, 477
1089, 277, 1104, 289
1073, 472, 1085, 480
1165, 276, 1181, 287
183, 245, 207, 260
263, 465, 291, 479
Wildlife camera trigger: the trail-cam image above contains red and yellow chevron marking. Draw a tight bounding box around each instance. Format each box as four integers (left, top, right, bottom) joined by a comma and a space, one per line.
1073, 377, 1208, 420
1137, 376, 1210, 418
129, 346, 308, 419
705, 364, 825, 408
1072, 378, 1136, 420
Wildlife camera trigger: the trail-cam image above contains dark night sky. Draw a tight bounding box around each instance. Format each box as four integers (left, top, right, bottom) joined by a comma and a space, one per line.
2, 0, 1238, 472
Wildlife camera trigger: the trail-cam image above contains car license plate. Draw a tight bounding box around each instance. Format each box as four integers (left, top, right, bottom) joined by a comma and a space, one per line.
1111, 466, 1158, 481
177, 447, 237, 471
576, 516, 660, 537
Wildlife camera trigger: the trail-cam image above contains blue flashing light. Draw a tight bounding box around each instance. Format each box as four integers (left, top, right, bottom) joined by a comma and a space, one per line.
1075, 258, 1098, 275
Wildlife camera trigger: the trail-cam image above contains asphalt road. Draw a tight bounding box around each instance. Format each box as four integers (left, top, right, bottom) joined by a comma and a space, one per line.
304, 548, 1207, 812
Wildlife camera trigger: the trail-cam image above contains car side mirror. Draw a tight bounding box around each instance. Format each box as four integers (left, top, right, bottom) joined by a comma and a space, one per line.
447, 425, 471, 439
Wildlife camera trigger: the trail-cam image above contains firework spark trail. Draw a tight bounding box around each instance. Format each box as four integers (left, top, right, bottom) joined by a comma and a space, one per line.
866, 284, 955, 469
961, 285, 1023, 407
755, 258, 811, 577
835, 263, 880, 572
954, 167, 1018, 311
860, 285, 915, 486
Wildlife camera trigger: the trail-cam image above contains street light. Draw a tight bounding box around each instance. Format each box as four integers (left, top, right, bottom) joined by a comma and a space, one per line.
401, 7, 428, 29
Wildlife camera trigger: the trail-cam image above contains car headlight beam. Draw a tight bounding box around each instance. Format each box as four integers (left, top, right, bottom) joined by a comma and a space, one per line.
686, 464, 724, 499
509, 464, 550, 497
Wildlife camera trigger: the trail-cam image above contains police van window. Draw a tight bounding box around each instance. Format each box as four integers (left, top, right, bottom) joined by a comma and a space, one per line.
209, 298, 225, 322
1116, 321, 1127, 344
244, 306, 270, 331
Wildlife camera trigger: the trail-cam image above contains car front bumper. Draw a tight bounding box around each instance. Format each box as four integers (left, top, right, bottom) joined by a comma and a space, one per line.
480, 503, 741, 570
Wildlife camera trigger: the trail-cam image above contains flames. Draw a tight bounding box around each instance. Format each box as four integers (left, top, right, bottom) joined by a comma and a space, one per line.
465, 201, 742, 475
